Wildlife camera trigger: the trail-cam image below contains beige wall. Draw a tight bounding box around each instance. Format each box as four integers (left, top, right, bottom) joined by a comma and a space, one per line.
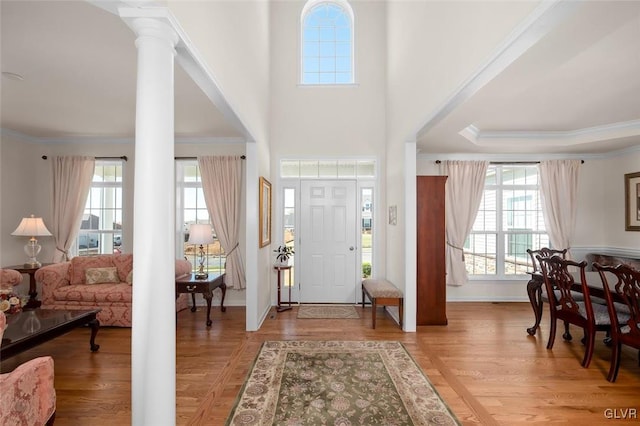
416, 152, 640, 301
574, 151, 640, 252
268, 1, 388, 281
0, 134, 248, 305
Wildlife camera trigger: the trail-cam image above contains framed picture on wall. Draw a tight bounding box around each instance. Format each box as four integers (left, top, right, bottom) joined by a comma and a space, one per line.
625, 171, 640, 231
259, 176, 272, 247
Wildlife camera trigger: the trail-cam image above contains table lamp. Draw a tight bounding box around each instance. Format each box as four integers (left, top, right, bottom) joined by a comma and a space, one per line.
187, 224, 214, 279
11, 215, 52, 268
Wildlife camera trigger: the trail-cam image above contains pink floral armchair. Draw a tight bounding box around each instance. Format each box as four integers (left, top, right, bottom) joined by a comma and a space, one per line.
0, 268, 23, 289
0, 310, 56, 425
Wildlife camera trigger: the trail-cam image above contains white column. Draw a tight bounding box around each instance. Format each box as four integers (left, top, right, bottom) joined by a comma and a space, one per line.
129, 17, 179, 425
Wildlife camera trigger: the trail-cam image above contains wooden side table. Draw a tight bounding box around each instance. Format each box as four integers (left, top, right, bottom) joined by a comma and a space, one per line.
175, 272, 226, 327
274, 266, 292, 312
3, 263, 53, 309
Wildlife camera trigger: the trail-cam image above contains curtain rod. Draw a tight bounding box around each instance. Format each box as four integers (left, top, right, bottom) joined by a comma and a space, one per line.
175, 155, 246, 160
434, 160, 584, 164
42, 155, 128, 161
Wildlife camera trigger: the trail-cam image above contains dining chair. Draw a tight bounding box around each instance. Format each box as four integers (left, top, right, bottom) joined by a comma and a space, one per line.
593, 262, 640, 382
526, 248, 577, 337
538, 256, 613, 367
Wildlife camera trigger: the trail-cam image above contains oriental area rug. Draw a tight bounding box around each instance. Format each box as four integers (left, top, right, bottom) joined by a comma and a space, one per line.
297, 304, 360, 319
226, 341, 460, 426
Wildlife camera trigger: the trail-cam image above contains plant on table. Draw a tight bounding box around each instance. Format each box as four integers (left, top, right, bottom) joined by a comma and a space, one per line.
274, 245, 295, 265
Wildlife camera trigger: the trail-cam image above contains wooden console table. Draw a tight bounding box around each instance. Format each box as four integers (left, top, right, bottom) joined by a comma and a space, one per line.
175, 272, 226, 327
274, 266, 292, 312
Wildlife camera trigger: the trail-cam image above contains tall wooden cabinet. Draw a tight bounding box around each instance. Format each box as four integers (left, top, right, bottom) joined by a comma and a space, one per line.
416, 175, 448, 325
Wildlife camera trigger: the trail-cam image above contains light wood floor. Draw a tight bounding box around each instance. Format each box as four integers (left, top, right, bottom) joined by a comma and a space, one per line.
2, 302, 639, 425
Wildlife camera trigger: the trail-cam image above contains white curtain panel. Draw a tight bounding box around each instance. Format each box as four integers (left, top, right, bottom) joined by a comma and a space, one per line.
538, 160, 581, 259
198, 156, 246, 290
51, 156, 95, 262
442, 160, 489, 286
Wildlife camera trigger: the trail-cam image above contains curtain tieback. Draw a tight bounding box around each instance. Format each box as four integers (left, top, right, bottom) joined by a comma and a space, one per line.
56, 246, 69, 261
226, 243, 239, 257
446, 241, 465, 261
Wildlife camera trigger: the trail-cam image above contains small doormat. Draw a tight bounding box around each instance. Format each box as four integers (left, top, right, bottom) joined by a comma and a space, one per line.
297, 304, 360, 319
226, 341, 460, 425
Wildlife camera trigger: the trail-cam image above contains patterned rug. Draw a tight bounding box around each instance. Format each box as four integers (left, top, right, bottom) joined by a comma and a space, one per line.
297, 304, 360, 319
226, 341, 460, 425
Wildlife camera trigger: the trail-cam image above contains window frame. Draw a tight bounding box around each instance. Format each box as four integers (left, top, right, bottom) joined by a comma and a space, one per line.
467, 164, 549, 280
175, 160, 226, 275
75, 159, 124, 257
299, 0, 355, 86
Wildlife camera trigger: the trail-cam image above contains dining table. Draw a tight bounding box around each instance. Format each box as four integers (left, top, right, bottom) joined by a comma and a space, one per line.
526, 269, 620, 336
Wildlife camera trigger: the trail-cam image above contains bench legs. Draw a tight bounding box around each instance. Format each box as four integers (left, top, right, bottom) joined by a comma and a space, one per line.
362, 284, 403, 329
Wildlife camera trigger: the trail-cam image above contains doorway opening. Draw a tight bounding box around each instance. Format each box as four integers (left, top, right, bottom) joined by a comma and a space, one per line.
278, 159, 377, 305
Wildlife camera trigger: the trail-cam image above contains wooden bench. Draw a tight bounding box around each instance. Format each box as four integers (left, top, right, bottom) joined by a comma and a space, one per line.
362, 278, 403, 329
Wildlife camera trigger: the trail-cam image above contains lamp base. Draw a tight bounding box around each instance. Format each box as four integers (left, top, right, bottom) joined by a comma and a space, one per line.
194, 272, 209, 280
24, 260, 42, 268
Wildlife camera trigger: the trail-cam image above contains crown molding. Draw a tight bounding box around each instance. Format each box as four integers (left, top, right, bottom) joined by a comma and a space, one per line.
459, 120, 640, 147
0, 128, 245, 145
417, 143, 640, 162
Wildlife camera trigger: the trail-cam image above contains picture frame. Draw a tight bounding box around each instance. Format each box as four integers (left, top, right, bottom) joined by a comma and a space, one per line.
625, 172, 640, 231
259, 176, 272, 247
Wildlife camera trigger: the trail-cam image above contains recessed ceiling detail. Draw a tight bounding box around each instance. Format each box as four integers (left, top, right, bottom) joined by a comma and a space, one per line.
459, 120, 640, 147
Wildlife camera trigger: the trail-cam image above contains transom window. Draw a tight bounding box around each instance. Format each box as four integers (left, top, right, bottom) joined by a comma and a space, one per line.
301, 0, 354, 85
465, 165, 549, 277
76, 160, 123, 256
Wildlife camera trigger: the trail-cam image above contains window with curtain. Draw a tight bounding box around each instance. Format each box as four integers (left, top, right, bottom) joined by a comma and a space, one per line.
301, 0, 354, 85
76, 160, 123, 256
175, 160, 225, 273
465, 165, 549, 276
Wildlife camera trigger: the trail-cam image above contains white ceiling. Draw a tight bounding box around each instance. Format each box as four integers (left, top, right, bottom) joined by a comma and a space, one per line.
0, 0, 241, 140
1, 1, 639, 155
418, 0, 640, 155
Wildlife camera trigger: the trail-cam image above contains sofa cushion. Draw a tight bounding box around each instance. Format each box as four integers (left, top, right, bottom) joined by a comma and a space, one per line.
52, 283, 132, 304
112, 253, 133, 282
85, 267, 120, 284
69, 256, 115, 285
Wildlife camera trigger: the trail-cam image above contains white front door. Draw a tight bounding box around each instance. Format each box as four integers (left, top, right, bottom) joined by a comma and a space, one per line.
300, 180, 358, 303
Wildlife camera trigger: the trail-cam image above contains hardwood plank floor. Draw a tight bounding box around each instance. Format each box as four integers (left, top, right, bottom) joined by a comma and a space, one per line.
2, 302, 639, 425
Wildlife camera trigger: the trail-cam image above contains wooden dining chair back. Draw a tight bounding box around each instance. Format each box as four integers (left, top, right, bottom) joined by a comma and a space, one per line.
527, 247, 568, 273
538, 256, 611, 367
594, 262, 640, 382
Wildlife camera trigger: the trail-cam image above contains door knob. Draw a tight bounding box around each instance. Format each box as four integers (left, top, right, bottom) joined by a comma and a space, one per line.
349, 246, 355, 251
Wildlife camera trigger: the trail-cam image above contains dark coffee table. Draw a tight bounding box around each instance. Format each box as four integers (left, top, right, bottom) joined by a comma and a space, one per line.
0, 308, 101, 359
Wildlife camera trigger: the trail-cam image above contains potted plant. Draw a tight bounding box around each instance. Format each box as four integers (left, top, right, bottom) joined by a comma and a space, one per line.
274, 245, 295, 267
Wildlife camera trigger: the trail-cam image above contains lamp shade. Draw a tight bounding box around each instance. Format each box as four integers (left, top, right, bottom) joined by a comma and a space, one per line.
11, 215, 52, 237
187, 224, 214, 245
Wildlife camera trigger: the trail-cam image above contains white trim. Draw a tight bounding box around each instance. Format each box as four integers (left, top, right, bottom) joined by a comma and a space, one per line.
460, 120, 640, 147
0, 128, 245, 145
572, 246, 640, 261
404, 139, 417, 332
418, 144, 640, 162
415, 0, 579, 137
118, 6, 255, 142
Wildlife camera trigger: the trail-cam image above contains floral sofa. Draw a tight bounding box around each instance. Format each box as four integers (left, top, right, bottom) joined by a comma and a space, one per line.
34, 254, 191, 327
1, 310, 56, 425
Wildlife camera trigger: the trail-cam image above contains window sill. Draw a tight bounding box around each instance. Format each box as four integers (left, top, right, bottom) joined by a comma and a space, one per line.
297, 83, 360, 88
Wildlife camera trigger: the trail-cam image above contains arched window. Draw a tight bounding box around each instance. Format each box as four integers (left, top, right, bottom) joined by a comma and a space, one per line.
301, 0, 354, 85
